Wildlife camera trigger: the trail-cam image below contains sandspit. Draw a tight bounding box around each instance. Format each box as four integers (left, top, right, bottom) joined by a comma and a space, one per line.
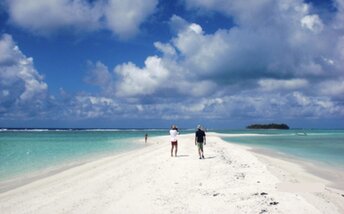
1, 133, 343, 213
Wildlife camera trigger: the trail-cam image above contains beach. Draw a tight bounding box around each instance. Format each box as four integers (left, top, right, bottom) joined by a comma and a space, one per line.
1, 133, 343, 214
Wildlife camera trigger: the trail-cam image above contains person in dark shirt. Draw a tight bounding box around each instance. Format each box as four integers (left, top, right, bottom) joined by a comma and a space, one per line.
195, 125, 206, 159
144, 133, 148, 143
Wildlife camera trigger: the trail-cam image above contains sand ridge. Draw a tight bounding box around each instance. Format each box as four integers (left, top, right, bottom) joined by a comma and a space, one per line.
0, 133, 343, 213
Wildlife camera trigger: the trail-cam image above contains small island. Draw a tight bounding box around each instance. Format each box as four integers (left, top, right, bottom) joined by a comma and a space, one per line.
246, 123, 290, 129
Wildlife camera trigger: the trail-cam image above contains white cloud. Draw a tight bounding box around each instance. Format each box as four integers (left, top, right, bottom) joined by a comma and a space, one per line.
77, 0, 344, 122
333, 0, 344, 30
183, 98, 224, 113
335, 36, 344, 68
259, 78, 308, 91
169, 15, 189, 33
106, 17, 224, 98
78, 96, 115, 106
0, 34, 48, 118
71, 95, 121, 119
2, 0, 344, 125
222, 92, 344, 119
318, 80, 344, 97
154, 42, 176, 56
292, 91, 311, 106
5, 0, 158, 37
6, 0, 103, 34
322, 57, 334, 65
301, 14, 324, 33
189, 23, 203, 34
170, 17, 231, 75
0, 34, 24, 64
105, 0, 158, 38
175, 80, 217, 97
114, 56, 169, 97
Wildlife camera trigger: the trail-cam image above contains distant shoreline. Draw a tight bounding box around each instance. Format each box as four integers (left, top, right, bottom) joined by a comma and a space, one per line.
246, 123, 290, 129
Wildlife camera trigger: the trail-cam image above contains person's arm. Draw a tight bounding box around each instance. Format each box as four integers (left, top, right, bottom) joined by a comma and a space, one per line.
203, 133, 206, 145
195, 133, 197, 145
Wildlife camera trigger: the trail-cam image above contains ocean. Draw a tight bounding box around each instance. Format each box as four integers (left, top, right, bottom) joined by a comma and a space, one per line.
0, 129, 168, 181
1, 129, 343, 183
220, 129, 344, 169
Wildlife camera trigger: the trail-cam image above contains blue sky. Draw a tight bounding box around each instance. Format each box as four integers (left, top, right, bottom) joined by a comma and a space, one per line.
0, 0, 343, 129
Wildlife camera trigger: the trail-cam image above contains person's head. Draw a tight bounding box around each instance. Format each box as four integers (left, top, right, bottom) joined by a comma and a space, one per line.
172, 124, 177, 130
197, 124, 202, 130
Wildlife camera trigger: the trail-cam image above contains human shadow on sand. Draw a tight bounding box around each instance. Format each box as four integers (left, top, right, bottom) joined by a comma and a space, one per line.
204, 156, 216, 159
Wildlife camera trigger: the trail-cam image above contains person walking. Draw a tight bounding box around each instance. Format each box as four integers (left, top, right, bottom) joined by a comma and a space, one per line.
195, 125, 206, 159
144, 133, 148, 143
170, 125, 179, 157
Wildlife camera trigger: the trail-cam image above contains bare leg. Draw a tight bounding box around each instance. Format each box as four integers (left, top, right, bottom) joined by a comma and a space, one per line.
171, 144, 174, 157
175, 144, 178, 157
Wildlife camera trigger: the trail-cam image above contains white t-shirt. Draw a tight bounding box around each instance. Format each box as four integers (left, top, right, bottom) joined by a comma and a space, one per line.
170, 129, 179, 142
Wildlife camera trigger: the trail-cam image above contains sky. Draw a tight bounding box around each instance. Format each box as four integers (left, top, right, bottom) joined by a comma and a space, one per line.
0, 0, 343, 129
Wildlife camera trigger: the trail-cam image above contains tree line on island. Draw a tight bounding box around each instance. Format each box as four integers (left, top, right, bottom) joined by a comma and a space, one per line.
246, 123, 290, 129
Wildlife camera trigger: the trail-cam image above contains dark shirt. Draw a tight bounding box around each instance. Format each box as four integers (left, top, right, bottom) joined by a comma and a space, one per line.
195, 129, 206, 143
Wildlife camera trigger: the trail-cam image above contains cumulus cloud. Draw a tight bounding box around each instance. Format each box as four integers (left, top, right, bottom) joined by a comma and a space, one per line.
181, 98, 224, 114
5, 0, 158, 37
70, 95, 121, 119
114, 56, 169, 97
6, 0, 103, 34
105, 0, 158, 38
98, 16, 222, 98
217, 92, 343, 120
154, 42, 176, 57
0, 34, 48, 117
100, 0, 344, 121
69, 90, 343, 122
2, 0, 344, 125
170, 19, 232, 77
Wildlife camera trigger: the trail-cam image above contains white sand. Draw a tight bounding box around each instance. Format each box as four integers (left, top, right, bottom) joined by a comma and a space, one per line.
1, 133, 343, 214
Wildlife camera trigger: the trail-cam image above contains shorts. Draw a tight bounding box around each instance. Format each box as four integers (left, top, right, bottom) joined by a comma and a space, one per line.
197, 142, 203, 150
171, 141, 178, 146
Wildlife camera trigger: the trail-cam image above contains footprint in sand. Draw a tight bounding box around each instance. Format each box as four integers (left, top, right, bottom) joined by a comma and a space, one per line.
234, 172, 245, 179
269, 201, 279, 205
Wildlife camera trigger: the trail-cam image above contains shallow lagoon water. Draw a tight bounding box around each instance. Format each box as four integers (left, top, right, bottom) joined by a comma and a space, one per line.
1, 129, 343, 182
0, 129, 167, 181
221, 129, 344, 168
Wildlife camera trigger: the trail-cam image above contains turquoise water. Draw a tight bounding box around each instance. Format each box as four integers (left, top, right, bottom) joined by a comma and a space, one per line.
221, 129, 344, 168
0, 129, 167, 181
1, 129, 343, 182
